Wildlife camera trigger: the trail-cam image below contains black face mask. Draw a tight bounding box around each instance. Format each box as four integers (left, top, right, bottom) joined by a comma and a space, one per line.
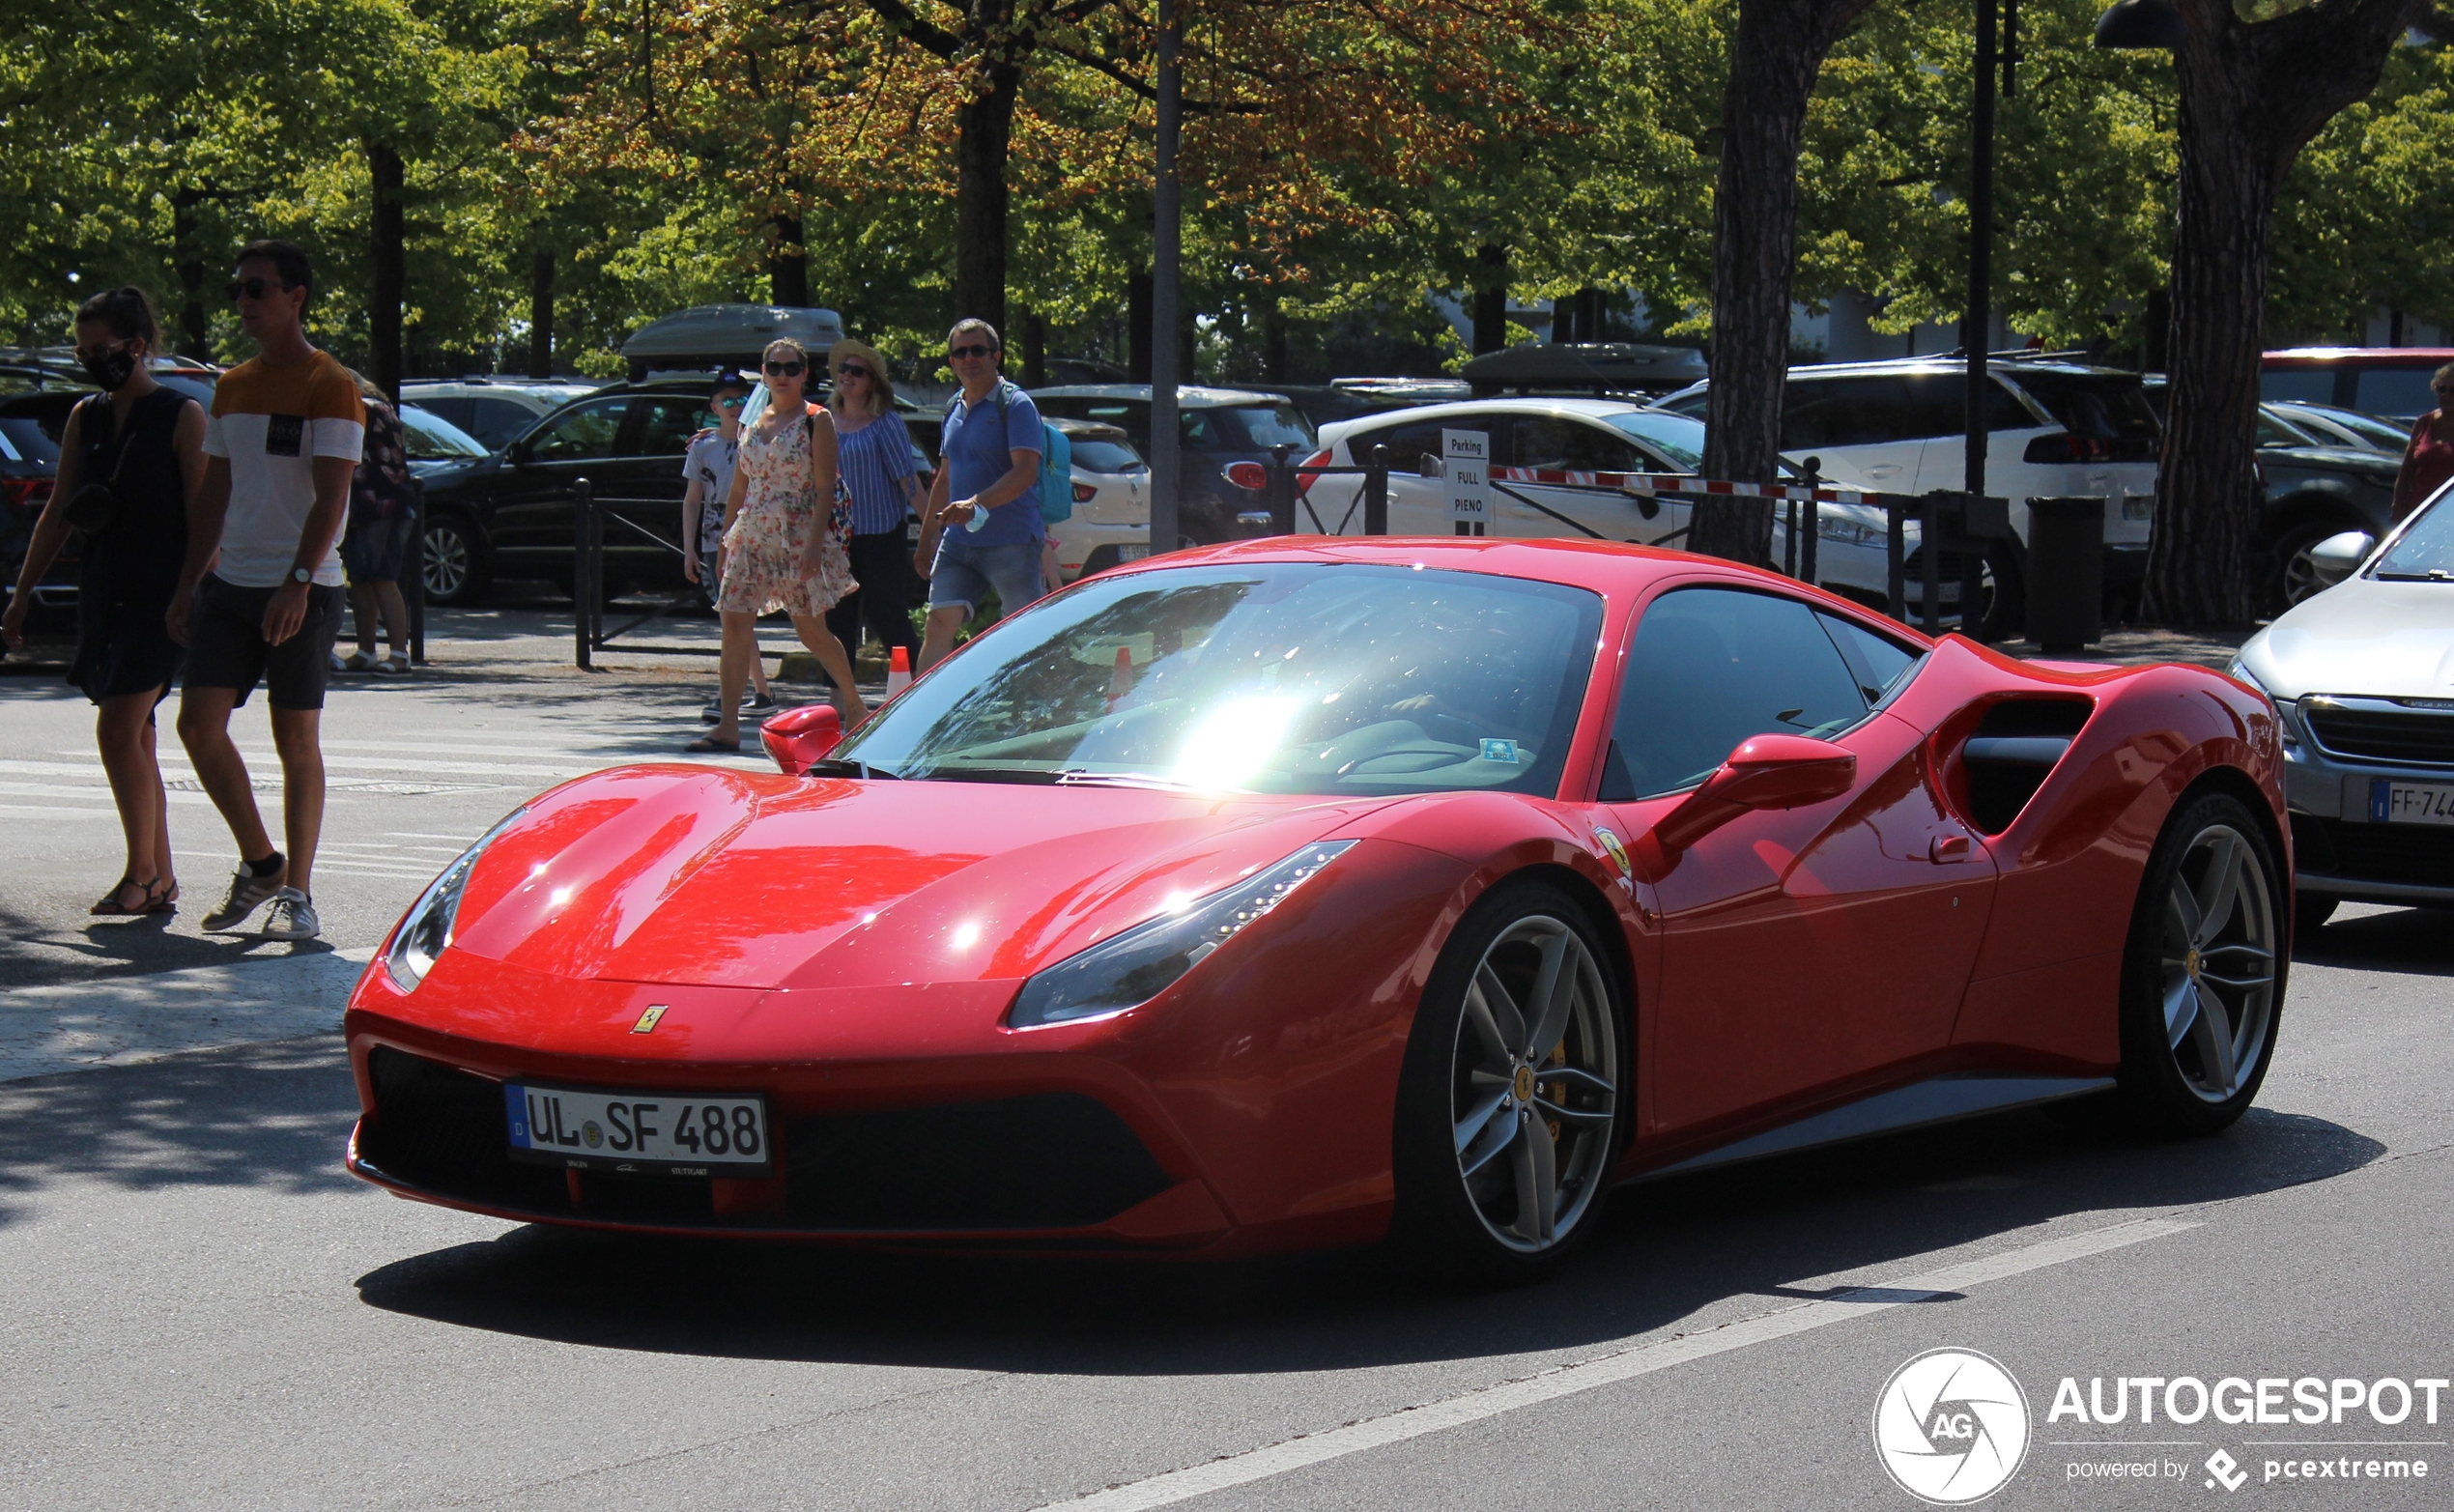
80, 348, 137, 391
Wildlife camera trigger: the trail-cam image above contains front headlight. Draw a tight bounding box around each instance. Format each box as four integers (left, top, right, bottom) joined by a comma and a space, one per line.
384, 808, 526, 992
1817, 515, 1887, 547
1006, 842, 1354, 1029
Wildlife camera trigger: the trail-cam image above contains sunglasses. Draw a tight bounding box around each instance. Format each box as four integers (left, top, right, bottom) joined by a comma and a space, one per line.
948, 344, 996, 360
73, 340, 129, 363
713, 394, 747, 410
763, 359, 806, 377
225, 275, 288, 302
836, 365, 872, 381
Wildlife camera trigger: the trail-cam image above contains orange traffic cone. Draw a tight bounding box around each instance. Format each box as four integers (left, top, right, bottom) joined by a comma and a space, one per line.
885, 645, 912, 698
1105, 644, 1134, 710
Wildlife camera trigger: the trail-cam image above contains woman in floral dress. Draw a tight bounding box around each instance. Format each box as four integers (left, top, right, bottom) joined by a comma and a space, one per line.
689, 338, 868, 752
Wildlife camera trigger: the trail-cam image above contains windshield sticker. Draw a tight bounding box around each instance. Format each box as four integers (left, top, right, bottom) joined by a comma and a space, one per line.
1479, 738, 1520, 764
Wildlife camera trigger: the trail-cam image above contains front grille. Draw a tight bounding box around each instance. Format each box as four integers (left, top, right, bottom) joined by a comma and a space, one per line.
785, 1094, 1173, 1230
2303, 702, 2454, 767
361, 1048, 1173, 1234
360, 1046, 569, 1212
2292, 814, 2454, 890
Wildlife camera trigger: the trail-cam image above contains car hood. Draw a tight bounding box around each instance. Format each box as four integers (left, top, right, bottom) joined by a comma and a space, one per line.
2259, 444, 2398, 479
2240, 578, 2454, 700
443, 765, 1396, 991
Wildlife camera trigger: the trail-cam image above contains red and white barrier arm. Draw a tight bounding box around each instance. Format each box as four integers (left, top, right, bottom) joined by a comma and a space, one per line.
1491, 466, 1889, 507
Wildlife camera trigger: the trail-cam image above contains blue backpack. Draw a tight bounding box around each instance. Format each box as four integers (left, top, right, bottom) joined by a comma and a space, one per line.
948, 380, 1072, 524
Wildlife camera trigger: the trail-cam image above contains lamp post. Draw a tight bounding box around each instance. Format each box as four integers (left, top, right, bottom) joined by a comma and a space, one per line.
1958, 0, 2017, 635
1148, 0, 1184, 559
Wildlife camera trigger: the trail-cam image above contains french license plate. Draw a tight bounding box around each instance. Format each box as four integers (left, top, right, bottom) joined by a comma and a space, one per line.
1119, 544, 1152, 561
2371, 779, 2454, 826
505, 1082, 772, 1177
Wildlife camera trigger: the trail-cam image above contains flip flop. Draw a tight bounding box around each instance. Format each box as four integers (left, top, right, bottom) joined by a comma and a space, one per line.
90, 875, 153, 916
145, 877, 179, 915
684, 735, 740, 754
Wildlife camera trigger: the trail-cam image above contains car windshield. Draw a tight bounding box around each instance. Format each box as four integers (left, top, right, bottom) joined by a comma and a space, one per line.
2372, 488, 2454, 581
2280, 404, 2410, 450
2257, 408, 2318, 448
830, 562, 1603, 796
1601, 411, 1705, 470
1070, 437, 1146, 474
400, 405, 490, 459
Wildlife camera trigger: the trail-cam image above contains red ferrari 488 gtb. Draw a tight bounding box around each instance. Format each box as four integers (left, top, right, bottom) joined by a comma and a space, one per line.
345, 537, 2289, 1279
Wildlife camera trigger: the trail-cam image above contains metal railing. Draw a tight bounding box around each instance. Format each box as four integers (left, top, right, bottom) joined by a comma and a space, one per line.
1237, 444, 2012, 637
572, 477, 722, 670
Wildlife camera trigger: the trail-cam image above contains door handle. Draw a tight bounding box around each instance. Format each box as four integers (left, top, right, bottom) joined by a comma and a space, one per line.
1929, 833, 1974, 863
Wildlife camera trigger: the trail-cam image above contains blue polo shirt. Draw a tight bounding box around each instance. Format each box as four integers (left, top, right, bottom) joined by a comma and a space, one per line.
942, 382, 1044, 549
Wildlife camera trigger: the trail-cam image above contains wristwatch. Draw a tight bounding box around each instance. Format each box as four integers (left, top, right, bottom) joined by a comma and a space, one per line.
291, 567, 312, 585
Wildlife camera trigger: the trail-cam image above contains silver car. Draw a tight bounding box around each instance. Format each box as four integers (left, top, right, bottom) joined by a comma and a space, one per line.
2230, 479, 2454, 931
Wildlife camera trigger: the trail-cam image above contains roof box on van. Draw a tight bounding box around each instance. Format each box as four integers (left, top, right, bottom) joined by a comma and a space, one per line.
1461, 342, 1707, 397
620, 304, 846, 381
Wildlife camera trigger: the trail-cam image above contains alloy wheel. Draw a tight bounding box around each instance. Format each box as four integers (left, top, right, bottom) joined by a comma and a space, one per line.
2158, 822, 2278, 1102
2280, 542, 2326, 606
423, 521, 471, 601
1448, 916, 1618, 1252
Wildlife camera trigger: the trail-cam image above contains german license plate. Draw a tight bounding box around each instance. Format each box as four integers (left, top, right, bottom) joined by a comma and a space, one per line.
1119, 544, 1152, 561
505, 1082, 772, 1176
2370, 779, 2454, 826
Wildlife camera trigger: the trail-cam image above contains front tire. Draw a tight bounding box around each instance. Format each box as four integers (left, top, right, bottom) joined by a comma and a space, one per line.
1390, 881, 1627, 1283
420, 510, 490, 606
2116, 792, 2285, 1135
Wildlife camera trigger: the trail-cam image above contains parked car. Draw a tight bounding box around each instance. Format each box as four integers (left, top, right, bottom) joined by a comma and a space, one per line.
1297, 397, 1961, 618
2269, 400, 2412, 452
1043, 418, 1150, 582
1028, 385, 1317, 547
398, 378, 602, 452
2262, 348, 2454, 425
1269, 379, 1468, 434
1658, 357, 2163, 630
618, 304, 843, 384
2144, 376, 2407, 608
2229, 473, 2454, 930
0, 392, 68, 631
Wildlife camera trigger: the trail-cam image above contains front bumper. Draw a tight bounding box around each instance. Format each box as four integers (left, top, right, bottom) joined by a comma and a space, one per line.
2279, 708, 2454, 906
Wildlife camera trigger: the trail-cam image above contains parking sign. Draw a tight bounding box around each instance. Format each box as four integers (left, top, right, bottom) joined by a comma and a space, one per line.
1442, 429, 1489, 528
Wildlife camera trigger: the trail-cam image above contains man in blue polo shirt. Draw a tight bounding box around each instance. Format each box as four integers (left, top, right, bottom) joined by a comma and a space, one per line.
918, 318, 1044, 671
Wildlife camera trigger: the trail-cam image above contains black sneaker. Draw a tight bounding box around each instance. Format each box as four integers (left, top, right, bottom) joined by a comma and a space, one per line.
743, 692, 781, 718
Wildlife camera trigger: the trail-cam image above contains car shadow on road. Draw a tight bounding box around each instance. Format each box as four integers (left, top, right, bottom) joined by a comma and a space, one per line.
2294, 902, 2454, 980
349, 1099, 2385, 1378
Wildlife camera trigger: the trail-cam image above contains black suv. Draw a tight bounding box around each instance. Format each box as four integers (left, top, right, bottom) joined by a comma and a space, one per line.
1027, 385, 1316, 547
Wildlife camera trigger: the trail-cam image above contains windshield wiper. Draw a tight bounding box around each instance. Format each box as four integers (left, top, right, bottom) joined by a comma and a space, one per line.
2373, 569, 2453, 582
1055, 769, 1196, 790
804, 757, 902, 779
907, 765, 1065, 785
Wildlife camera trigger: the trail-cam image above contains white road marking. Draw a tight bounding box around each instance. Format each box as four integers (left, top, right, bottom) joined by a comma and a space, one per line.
1041, 1217, 2201, 1512
385, 831, 484, 842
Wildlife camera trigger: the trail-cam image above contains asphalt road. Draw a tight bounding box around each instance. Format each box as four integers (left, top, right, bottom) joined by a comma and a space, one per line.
2, 629, 2447, 1511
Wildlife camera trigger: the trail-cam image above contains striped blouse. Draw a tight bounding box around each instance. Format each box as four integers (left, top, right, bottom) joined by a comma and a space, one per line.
835, 411, 919, 536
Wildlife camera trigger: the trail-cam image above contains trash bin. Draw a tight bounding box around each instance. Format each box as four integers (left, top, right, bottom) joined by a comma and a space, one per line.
2024, 496, 2104, 652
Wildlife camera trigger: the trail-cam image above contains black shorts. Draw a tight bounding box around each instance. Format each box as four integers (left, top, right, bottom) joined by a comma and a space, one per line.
183, 574, 346, 710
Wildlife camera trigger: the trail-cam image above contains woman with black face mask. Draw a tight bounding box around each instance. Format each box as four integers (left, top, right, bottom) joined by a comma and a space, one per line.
1, 286, 208, 915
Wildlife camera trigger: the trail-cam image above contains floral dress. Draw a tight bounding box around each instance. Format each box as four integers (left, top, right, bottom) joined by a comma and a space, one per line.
717, 403, 856, 617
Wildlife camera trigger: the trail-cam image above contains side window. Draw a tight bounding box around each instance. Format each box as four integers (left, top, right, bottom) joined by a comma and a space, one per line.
1603, 587, 1869, 799
2354, 368, 2438, 419
523, 398, 625, 462
2260, 369, 2333, 406
1180, 410, 1222, 448
467, 398, 538, 448
1510, 416, 1641, 472
1357, 417, 1451, 477
624, 396, 709, 457
1895, 374, 1974, 441
1783, 378, 1902, 450
1817, 612, 1922, 705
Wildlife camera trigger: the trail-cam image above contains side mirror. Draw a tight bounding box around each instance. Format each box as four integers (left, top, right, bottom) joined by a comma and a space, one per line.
1637, 734, 1858, 873
759, 704, 842, 776
2308, 529, 2375, 589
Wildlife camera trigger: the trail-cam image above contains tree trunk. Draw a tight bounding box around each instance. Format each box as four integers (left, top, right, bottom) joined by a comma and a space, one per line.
768, 213, 809, 307
2144, 0, 2419, 627
366, 141, 405, 402
528, 246, 554, 378
954, 64, 1020, 333
1020, 309, 1047, 386
1128, 270, 1153, 382
171, 186, 208, 359
1693, 0, 1875, 564
1471, 244, 1508, 355
1264, 300, 1289, 383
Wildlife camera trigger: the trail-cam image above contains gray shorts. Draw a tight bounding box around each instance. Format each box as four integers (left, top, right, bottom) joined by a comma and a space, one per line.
927, 539, 1044, 617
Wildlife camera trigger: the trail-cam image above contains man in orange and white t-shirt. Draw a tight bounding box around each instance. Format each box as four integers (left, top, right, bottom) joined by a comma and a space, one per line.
170, 239, 362, 942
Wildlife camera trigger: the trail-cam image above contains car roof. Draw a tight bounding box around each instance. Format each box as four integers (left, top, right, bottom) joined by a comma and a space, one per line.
1047, 416, 1130, 440
1028, 384, 1292, 408
1320, 396, 1670, 440
2265, 347, 2454, 364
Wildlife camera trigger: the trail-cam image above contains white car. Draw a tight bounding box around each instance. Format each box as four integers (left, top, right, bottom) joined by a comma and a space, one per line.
1658, 358, 2163, 625
1298, 397, 1959, 616
399, 378, 604, 451
1043, 418, 1152, 581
